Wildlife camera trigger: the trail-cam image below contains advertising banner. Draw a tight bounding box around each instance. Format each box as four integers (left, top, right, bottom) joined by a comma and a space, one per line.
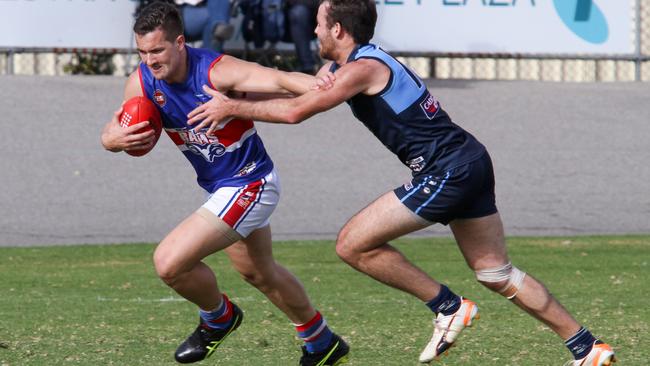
373, 0, 636, 55
0, 0, 637, 55
0, 0, 137, 49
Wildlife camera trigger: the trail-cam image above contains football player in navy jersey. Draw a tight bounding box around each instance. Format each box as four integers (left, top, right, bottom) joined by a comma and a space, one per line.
186, 0, 615, 365
100, 3, 349, 365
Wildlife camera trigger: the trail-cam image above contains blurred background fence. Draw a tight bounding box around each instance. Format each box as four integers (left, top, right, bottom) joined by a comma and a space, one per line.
1, 0, 649, 82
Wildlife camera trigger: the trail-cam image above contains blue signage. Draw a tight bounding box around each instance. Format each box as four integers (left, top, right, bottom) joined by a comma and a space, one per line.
553, 0, 609, 44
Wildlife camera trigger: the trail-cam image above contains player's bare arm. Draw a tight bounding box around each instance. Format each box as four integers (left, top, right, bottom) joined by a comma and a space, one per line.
312, 62, 337, 90
188, 59, 389, 131
210, 55, 318, 96
100, 72, 156, 152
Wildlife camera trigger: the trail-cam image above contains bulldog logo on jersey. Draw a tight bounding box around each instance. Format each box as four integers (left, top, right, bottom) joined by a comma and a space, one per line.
420, 93, 439, 120
167, 128, 227, 162
186, 142, 227, 162
165, 119, 256, 163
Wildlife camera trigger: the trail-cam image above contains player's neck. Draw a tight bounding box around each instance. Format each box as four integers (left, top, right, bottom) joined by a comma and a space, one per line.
165, 49, 189, 84
336, 42, 358, 66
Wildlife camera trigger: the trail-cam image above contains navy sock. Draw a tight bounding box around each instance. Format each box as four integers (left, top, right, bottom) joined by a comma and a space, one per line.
425, 285, 461, 316
565, 327, 597, 360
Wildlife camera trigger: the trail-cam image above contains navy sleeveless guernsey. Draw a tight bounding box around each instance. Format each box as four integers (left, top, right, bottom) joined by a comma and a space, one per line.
331, 44, 486, 175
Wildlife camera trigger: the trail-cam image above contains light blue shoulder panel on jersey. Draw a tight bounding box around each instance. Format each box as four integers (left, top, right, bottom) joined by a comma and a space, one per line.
354, 44, 427, 115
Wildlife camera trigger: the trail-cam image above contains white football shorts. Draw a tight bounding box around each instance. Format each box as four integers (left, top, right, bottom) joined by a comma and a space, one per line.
201, 169, 280, 238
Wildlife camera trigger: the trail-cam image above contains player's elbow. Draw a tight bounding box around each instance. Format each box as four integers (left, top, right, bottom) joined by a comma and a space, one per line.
284, 108, 309, 125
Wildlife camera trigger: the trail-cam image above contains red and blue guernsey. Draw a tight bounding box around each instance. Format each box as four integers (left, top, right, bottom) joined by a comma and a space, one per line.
138, 46, 274, 193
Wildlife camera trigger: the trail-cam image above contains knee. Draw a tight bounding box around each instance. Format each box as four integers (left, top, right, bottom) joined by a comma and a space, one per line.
477, 278, 509, 293
335, 228, 359, 264
237, 267, 273, 291
239, 269, 263, 287
474, 262, 526, 299
153, 248, 184, 286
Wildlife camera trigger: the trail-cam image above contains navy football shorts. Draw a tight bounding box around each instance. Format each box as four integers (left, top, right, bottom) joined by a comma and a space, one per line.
394, 152, 498, 225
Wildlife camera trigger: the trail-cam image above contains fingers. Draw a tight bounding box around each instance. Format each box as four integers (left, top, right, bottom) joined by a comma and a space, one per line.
124, 138, 155, 151
187, 86, 232, 135
312, 72, 336, 90
130, 126, 155, 139
188, 87, 230, 126
191, 117, 214, 133
124, 129, 156, 151
188, 105, 221, 126
125, 121, 151, 133
202, 84, 230, 101
186, 103, 214, 131
202, 84, 218, 96
187, 104, 207, 123
323, 72, 336, 88
104, 107, 155, 152
207, 116, 233, 136
206, 124, 217, 136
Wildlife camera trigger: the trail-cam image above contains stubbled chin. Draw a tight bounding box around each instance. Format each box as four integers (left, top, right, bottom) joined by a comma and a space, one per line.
150, 67, 164, 78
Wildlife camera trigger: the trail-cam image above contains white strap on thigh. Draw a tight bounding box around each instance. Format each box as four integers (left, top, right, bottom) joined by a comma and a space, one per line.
475, 262, 526, 299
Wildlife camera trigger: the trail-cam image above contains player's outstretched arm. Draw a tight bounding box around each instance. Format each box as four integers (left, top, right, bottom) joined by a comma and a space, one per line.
188, 59, 381, 132
210, 55, 318, 96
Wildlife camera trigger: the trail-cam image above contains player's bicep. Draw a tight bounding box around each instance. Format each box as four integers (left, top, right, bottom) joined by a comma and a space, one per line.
236, 64, 313, 94
123, 71, 144, 101
211, 56, 294, 94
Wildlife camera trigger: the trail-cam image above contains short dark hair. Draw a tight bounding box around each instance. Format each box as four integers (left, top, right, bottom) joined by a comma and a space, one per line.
320, 0, 377, 44
133, 2, 184, 42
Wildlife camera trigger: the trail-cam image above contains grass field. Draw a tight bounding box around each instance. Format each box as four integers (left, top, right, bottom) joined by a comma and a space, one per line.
0, 236, 648, 365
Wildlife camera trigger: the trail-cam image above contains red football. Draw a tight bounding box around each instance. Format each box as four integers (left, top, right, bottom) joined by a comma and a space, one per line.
119, 96, 163, 157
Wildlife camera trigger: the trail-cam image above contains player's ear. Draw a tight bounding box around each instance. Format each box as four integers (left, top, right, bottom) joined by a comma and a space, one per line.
333, 22, 343, 39
175, 34, 185, 50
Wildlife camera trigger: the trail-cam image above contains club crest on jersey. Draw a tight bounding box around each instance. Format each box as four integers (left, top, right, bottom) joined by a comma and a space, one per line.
420, 93, 439, 120
153, 89, 167, 107
406, 156, 426, 172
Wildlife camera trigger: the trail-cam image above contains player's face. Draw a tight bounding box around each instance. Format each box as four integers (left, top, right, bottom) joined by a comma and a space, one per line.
315, 3, 335, 60
135, 28, 184, 82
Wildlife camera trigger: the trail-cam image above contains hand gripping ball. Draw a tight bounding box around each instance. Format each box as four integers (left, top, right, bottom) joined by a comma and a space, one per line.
119, 96, 163, 157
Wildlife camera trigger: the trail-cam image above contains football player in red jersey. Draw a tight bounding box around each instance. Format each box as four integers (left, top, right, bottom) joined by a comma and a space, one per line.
100, 3, 348, 365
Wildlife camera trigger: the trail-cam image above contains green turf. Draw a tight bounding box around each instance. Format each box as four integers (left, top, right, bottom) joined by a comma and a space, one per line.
0, 236, 647, 365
